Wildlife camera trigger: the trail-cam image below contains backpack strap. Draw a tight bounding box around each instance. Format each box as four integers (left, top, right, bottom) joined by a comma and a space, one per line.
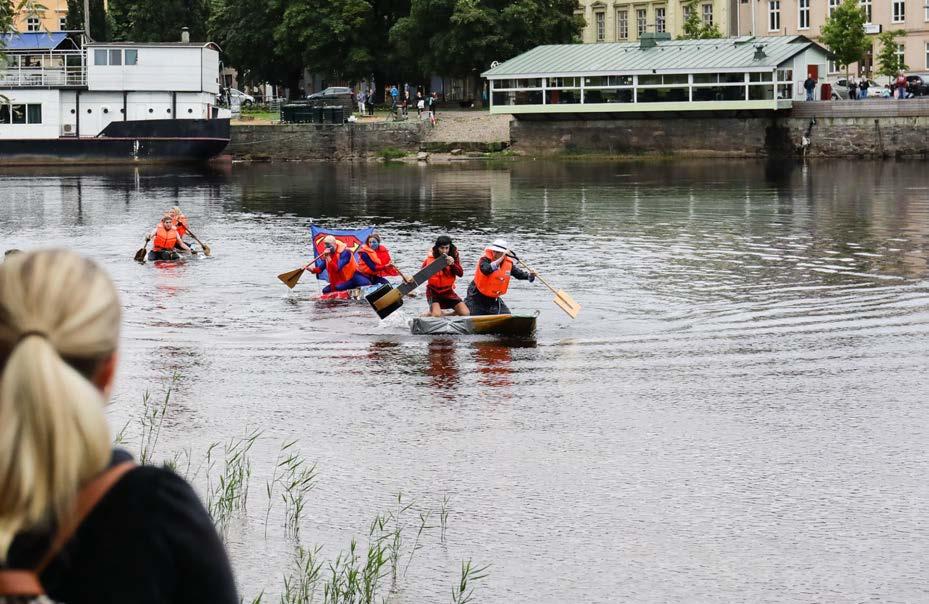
35, 461, 136, 574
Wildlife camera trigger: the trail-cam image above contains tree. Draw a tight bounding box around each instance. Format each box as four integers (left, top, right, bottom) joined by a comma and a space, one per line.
875, 29, 907, 79
391, 0, 582, 86
819, 0, 868, 79
679, 0, 722, 39
277, 0, 375, 81
109, 0, 208, 42
64, 0, 110, 40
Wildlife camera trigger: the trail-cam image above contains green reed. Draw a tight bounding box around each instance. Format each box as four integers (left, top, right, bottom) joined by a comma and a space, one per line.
451, 559, 490, 604
138, 373, 178, 465
209, 428, 261, 525
440, 494, 451, 544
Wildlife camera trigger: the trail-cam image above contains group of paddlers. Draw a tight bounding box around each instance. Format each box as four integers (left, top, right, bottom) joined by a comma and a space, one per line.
141, 207, 208, 261
309, 234, 536, 316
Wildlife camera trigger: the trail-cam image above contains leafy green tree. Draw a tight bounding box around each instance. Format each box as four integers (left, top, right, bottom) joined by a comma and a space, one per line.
391, 0, 582, 95
277, 0, 374, 81
64, 0, 109, 40
875, 29, 907, 78
109, 0, 208, 42
819, 0, 868, 79
679, 0, 722, 39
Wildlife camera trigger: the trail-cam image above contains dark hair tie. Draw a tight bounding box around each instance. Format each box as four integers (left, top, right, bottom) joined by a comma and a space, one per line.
17, 330, 48, 344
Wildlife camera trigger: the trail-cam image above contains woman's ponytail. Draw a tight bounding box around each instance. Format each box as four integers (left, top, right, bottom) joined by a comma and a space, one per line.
0, 251, 120, 562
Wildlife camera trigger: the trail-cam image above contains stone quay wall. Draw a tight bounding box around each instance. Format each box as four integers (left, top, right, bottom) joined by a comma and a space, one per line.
509, 100, 929, 159
227, 121, 423, 161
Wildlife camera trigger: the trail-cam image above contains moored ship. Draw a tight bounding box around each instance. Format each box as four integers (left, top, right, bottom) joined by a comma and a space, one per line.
0, 32, 230, 164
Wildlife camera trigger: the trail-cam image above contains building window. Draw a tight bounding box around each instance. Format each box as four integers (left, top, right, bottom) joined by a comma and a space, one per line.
896, 42, 905, 66
799, 0, 810, 28
94, 49, 107, 65
636, 8, 647, 36
702, 3, 713, 25
925, 41, 929, 67
125, 49, 138, 65
683, 3, 693, 20
925, 0, 929, 20
109, 49, 122, 65
892, 0, 905, 21
859, 0, 872, 21
617, 10, 629, 39
595, 11, 605, 41
829, 0, 840, 16
655, 6, 666, 32
26, 17, 40, 31
59, 16, 67, 30
768, 0, 781, 30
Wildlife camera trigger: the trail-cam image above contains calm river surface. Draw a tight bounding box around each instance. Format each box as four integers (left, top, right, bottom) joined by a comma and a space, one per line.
2, 159, 929, 602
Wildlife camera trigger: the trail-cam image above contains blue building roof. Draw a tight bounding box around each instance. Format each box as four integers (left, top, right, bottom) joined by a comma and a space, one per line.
0, 32, 71, 51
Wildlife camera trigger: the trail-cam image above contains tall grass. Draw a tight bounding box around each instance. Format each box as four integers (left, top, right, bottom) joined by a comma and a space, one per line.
451, 559, 490, 604
209, 428, 261, 526
138, 372, 178, 465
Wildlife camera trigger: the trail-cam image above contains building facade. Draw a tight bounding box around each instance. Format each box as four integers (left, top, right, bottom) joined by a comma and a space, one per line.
576, 0, 738, 43
12, 0, 71, 33
736, 0, 929, 77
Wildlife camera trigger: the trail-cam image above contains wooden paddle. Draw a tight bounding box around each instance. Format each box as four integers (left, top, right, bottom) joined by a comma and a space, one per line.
181, 225, 211, 256
510, 254, 581, 319
278, 252, 326, 289
134, 236, 150, 263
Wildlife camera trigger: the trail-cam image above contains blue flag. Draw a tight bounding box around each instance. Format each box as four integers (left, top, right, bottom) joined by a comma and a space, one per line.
309, 225, 374, 282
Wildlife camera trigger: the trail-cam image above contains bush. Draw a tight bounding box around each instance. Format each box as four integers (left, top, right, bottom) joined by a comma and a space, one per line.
377, 147, 408, 161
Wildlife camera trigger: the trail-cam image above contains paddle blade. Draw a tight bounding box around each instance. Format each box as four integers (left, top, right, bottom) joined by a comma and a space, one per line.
278, 267, 305, 289
134, 247, 147, 263
366, 284, 404, 319
553, 290, 581, 319
202, 243, 212, 257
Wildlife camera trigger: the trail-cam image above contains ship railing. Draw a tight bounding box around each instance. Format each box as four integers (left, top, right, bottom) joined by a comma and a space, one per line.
0, 62, 86, 87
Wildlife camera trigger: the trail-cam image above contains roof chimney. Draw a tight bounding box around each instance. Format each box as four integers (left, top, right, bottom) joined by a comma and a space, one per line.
753, 43, 767, 60
181, 27, 190, 43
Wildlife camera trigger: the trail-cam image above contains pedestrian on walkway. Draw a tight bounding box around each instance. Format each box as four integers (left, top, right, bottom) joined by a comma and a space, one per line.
803, 74, 816, 101
859, 78, 869, 99
390, 85, 399, 115
368, 88, 376, 115
357, 89, 367, 115
895, 71, 907, 99
427, 91, 437, 126
849, 76, 858, 100
416, 91, 424, 118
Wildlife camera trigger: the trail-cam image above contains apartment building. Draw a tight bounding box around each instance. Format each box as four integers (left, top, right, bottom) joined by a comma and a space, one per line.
577, 0, 738, 43
13, 0, 71, 33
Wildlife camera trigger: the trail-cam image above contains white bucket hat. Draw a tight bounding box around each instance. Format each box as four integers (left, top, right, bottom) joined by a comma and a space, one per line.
485, 239, 509, 253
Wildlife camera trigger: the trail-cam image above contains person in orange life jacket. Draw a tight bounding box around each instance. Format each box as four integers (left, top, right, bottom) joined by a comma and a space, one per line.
423, 235, 468, 317
356, 233, 395, 286
306, 235, 372, 293
464, 239, 536, 316
146, 214, 193, 261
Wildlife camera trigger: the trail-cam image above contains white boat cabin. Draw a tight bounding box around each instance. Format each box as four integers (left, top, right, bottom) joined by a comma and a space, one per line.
0, 33, 225, 139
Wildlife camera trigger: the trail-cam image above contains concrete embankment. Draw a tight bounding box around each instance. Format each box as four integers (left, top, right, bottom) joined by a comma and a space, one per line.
511, 100, 929, 159
226, 101, 929, 160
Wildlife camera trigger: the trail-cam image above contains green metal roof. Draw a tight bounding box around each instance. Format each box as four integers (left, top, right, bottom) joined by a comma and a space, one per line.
482, 36, 827, 78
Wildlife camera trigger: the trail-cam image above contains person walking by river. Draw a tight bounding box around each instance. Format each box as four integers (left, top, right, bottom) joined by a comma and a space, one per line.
849, 76, 858, 100
357, 89, 367, 115
0, 250, 238, 604
859, 77, 869, 99
895, 71, 908, 99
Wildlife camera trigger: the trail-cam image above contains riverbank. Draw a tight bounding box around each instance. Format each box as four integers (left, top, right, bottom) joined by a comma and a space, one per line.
226, 101, 929, 160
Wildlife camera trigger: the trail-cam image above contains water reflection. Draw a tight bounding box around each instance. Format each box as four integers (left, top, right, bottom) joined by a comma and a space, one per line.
426, 338, 459, 391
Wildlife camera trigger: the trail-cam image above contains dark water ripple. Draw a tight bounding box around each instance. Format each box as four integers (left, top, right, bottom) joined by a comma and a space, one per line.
1, 159, 928, 602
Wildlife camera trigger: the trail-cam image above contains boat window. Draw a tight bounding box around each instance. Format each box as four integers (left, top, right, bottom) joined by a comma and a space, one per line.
109, 50, 122, 66
94, 49, 107, 65
27, 104, 41, 124
0, 105, 9, 123
11, 105, 26, 124
125, 49, 138, 65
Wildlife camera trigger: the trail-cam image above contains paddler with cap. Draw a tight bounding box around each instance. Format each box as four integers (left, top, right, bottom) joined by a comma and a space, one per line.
464, 239, 536, 316
306, 235, 372, 294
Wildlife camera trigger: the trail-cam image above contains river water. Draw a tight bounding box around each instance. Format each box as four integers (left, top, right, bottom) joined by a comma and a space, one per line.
2, 159, 928, 602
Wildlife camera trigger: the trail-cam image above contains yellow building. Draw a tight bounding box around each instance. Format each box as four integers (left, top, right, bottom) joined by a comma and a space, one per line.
13, 0, 71, 33
576, 0, 736, 43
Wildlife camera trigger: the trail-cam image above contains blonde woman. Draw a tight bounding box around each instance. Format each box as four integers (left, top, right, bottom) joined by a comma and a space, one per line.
0, 250, 237, 603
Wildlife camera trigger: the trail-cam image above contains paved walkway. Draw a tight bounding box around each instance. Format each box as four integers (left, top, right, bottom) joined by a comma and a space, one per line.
791, 98, 929, 117
422, 110, 511, 144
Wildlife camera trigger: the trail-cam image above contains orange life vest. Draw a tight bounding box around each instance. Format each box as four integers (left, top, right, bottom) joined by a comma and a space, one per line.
356, 245, 384, 277
425, 252, 456, 291
153, 223, 178, 251
473, 250, 511, 298
324, 243, 358, 286
173, 213, 188, 238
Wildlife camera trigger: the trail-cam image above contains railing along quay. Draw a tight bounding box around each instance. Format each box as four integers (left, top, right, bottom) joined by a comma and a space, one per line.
790, 98, 929, 118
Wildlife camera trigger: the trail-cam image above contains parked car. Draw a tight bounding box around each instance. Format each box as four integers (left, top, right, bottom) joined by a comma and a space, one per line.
228, 88, 255, 107
905, 75, 929, 96
829, 78, 888, 99
307, 87, 352, 101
